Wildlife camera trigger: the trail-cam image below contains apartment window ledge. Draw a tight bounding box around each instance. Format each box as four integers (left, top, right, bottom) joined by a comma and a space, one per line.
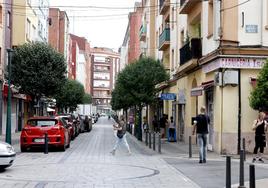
207, 33, 213, 39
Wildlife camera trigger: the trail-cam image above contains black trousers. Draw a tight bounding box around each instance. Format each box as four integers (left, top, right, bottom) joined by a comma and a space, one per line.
253, 135, 266, 154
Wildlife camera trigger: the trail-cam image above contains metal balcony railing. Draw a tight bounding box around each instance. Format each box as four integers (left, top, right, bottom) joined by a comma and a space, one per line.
179, 38, 202, 65
159, 28, 170, 50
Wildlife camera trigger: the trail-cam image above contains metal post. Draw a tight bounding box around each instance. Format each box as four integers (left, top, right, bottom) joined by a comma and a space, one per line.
5, 49, 14, 144
158, 132, 161, 153
249, 164, 255, 188
238, 149, 246, 188
226, 156, 231, 188
242, 138, 246, 161
153, 132, 156, 151
44, 132, 48, 154
145, 131, 148, 146
149, 132, 151, 149
189, 136, 192, 158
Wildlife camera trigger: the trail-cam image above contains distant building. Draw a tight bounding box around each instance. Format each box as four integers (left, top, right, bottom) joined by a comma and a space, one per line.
69, 34, 92, 94
91, 47, 120, 113
48, 8, 69, 60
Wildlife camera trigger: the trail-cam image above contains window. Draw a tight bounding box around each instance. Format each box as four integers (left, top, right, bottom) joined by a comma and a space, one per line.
7, 11, 11, 28
32, 25, 36, 41
171, 49, 175, 71
26, 19, 31, 39
208, 0, 214, 38
0, 6, 2, 25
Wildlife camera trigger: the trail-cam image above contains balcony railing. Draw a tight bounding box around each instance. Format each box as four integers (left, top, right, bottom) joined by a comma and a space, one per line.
139, 25, 147, 41
159, 0, 170, 15
159, 28, 170, 50
179, 38, 202, 65
180, 0, 201, 14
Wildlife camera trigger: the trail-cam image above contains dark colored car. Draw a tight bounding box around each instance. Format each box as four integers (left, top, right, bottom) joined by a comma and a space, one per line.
78, 114, 92, 133
20, 116, 71, 152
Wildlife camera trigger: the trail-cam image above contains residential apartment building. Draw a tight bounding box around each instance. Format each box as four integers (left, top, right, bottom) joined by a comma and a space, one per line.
69, 34, 92, 94
48, 8, 69, 61
91, 47, 120, 113
122, 0, 268, 155
128, 2, 143, 64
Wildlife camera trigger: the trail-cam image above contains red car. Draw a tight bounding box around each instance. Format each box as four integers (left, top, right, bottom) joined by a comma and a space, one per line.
20, 116, 71, 152
56, 115, 76, 140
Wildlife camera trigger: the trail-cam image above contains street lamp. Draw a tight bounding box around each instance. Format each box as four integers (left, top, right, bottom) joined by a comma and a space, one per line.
6, 48, 14, 144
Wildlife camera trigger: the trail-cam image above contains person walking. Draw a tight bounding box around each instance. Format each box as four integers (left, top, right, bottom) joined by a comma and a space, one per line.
252, 111, 267, 163
111, 115, 131, 155
192, 106, 210, 164
168, 116, 176, 142
152, 115, 159, 133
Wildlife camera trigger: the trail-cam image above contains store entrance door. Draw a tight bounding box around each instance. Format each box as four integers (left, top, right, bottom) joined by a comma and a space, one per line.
206, 88, 214, 151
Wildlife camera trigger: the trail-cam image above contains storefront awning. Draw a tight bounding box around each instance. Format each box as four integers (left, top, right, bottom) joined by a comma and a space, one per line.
191, 81, 214, 97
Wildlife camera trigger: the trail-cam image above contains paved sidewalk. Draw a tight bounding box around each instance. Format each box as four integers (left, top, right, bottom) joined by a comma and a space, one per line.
131, 130, 268, 188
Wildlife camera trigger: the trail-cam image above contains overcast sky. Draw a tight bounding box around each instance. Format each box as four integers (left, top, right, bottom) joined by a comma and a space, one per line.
51, 0, 138, 51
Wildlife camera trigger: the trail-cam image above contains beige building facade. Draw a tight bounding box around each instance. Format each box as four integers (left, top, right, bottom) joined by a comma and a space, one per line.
129, 0, 268, 155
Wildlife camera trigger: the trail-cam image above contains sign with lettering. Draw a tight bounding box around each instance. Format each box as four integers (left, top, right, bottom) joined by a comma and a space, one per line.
203, 58, 266, 73
160, 93, 176, 100
245, 25, 258, 33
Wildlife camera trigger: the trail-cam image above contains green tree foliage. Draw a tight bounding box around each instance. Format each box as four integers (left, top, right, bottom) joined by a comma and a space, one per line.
54, 79, 85, 112
11, 42, 67, 100
111, 57, 169, 111
83, 93, 92, 104
111, 57, 169, 140
249, 60, 268, 111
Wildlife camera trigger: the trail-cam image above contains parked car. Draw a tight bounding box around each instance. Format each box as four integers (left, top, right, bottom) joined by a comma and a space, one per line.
77, 114, 92, 132
0, 142, 16, 170
56, 114, 77, 140
20, 116, 71, 152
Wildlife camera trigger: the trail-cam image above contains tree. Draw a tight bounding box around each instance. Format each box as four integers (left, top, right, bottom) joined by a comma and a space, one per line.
111, 57, 169, 140
54, 79, 85, 112
249, 60, 268, 111
83, 93, 92, 104
11, 42, 67, 114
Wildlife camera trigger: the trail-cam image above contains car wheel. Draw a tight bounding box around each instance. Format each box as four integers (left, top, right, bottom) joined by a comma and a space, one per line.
20, 146, 27, 152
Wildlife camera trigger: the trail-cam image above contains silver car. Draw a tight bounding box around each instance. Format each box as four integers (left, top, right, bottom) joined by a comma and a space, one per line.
0, 141, 16, 170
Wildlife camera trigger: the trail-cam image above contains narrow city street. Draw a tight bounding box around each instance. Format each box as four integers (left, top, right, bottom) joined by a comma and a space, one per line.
0, 117, 199, 188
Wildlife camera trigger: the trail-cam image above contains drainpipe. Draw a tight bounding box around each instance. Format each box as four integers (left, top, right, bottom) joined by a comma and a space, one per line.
237, 69, 241, 154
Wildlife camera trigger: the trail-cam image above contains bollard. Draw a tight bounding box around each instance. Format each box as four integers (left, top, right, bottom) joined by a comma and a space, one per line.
189, 136, 192, 158
238, 149, 246, 188
158, 132, 161, 153
153, 132, 156, 151
226, 156, 231, 188
149, 132, 152, 149
44, 132, 48, 154
249, 164, 255, 188
242, 138, 246, 161
145, 131, 148, 146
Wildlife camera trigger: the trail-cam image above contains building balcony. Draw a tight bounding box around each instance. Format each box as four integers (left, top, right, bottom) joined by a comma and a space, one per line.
93, 95, 112, 99
139, 25, 147, 42
94, 69, 110, 73
159, 0, 170, 15
180, 38, 202, 66
179, 0, 201, 14
159, 28, 170, 51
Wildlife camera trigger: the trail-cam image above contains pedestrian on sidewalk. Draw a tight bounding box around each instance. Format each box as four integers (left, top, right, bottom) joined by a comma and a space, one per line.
252, 111, 267, 163
111, 115, 131, 155
143, 116, 149, 133
152, 115, 159, 133
192, 106, 210, 164
168, 116, 176, 142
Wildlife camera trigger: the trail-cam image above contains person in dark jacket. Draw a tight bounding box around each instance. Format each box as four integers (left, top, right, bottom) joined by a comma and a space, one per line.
83, 115, 90, 132
192, 106, 210, 164
252, 111, 267, 163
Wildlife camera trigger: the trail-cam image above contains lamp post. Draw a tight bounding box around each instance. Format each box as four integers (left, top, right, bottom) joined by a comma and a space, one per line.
5, 48, 14, 144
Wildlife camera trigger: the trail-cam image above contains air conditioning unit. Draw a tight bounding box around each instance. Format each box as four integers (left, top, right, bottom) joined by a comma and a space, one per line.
223, 70, 238, 85
214, 72, 223, 86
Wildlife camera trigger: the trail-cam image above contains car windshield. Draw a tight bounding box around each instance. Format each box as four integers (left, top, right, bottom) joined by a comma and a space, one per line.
27, 119, 57, 127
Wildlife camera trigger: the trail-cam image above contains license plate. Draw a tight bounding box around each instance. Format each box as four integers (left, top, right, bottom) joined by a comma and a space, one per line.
34, 138, 44, 143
